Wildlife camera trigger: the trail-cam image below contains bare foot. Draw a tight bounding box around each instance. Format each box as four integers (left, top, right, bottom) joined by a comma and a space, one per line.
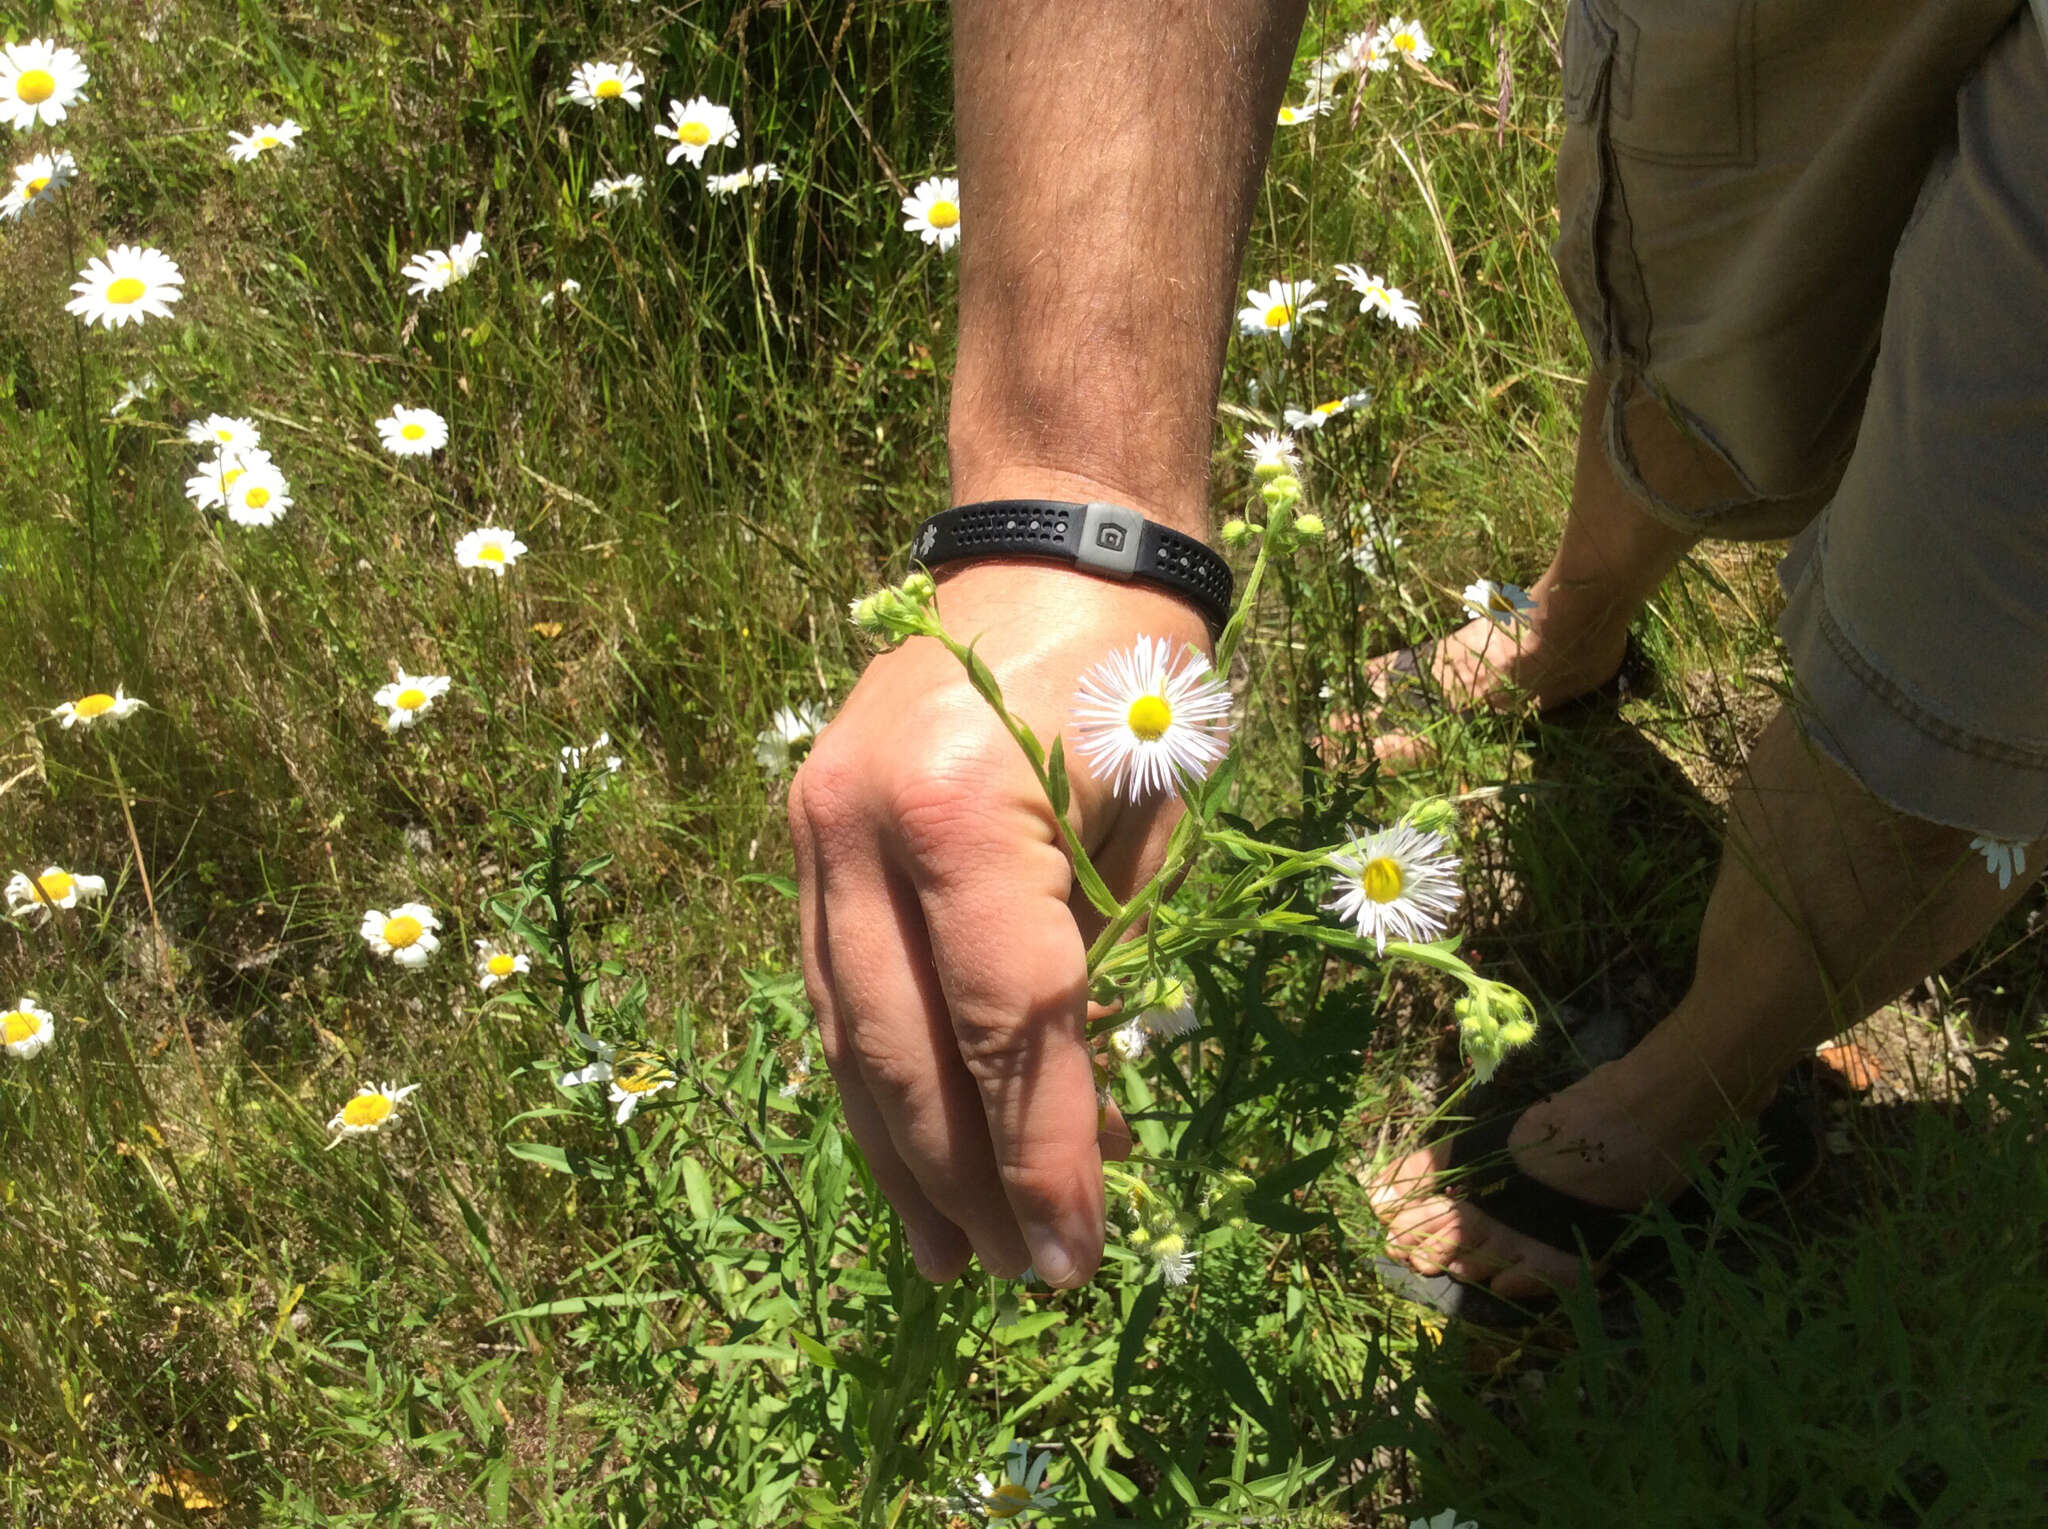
1323, 609, 1632, 772
1367, 1064, 1704, 1302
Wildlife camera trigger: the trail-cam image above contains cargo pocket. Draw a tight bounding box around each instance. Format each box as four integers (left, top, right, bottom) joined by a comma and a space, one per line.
1605, 0, 1758, 167
1552, 0, 1625, 362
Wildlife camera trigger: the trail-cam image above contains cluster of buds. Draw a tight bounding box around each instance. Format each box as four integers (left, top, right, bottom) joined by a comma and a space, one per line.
1454, 977, 1539, 1083
849, 571, 939, 644
1223, 460, 1324, 548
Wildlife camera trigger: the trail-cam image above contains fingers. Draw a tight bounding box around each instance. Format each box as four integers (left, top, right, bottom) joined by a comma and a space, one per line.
790, 775, 974, 1281
895, 772, 1107, 1288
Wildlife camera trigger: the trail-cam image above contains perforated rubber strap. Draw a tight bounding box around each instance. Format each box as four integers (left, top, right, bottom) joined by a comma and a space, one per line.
910, 500, 1233, 633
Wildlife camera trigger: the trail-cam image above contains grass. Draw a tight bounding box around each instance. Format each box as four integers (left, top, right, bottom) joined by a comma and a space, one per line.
2, 0, 2044, 1524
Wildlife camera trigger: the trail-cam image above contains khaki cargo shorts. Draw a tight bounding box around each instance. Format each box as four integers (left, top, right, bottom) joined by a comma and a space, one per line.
1555, 0, 2048, 839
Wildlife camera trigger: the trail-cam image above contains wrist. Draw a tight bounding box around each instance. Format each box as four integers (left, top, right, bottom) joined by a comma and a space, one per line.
930, 560, 1213, 650
944, 441, 1213, 545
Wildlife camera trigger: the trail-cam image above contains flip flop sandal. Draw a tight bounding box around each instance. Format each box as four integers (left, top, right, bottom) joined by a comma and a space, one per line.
1374, 1077, 1823, 1328
1370, 629, 1652, 733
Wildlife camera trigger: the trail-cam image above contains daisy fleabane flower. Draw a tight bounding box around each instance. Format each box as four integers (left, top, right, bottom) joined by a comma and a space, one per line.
590, 174, 645, 204
1, 151, 76, 221
0, 38, 88, 130
656, 96, 737, 166
1, 999, 55, 1060
754, 701, 830, 773
559, 733, 623, 776
5, 867, 107, 923
1071, 637, 1233, 802
454, 526, 527, 576
1970, 836, 2028, 891
1377, 17, 1436, 66
1237, 278, 1326, 344
372, 670, 451, 731
375, 405, 448, 457
900, 175, 960, 250
559, 1040, 676, 1123
1283, 388, 1373, 431
1334, 263, 1424, 329
400, 231, 486, 297
185, 414, 261, 451
1326, 822, 1462, 953
227, 120, 303, 162
359, 903, 440, 968
1276, 99, 1329, 126
225, 462, 292, 527
66, 246, 183, 329
706, 162, 781, 197
974, 1442, 1063, 1521
1460, 578, 1536, 629
1148, 1231, 1197, 1287
51, 687, 145, 729
328, 1081, 420, 1142
566, 60, 645, 109
1244, 430, 1300, 480
474, 939, 530, 990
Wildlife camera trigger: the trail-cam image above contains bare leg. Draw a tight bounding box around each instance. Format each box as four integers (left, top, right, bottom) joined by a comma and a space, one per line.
1336, 372, 1699, 765
1374, 708, 2042, 1297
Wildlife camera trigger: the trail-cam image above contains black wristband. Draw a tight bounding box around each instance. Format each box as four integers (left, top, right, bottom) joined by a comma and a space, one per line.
911, 500, 1233, 632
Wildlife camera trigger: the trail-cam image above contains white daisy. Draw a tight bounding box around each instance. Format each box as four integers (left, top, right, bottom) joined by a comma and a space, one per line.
226, 120, 303, 162
1, 999, 55, 1060
975, 1442, 1063, 1521
225, 462, 292, 527
1323, 29, 1387, 82
1410, 1513, 1477, 1529
1, 150, 76, 220
65, 245, 183, 329
327, 1081, 421, 1140
400, 231, 486, 297
754, 701, 830, 773
539, 278, 583, 310
110, 374, 159, 417
375, 405, 448, 457
1325, 823, 1462, 953
1071, 636, 1234, 802
566, 60, 645, 109
0, 38, 88, 131
184, 414, 261, 452
473, 939, 530, 990
1139, 980, 1200, 1040
1283, 388, 1373, 431
558, 732, 624, 776
558, 1041, 676, 1124
1348, 511, 1402, 577
900, 175, 961, 250
5, 867, 108, 923
454, 526, 527, 576
184, 447, 275, 511
655, 95, 737, 166
51, 687, 145, 729
358, 903, 440, 968
1236, 278, 1326, 344
777, 1046, 811, 1099
1243, 431, 1300, 479
590, 174, 645, 204
1377, 17, 1436, 66
706, 162, 781, 196
1109, 1021, 1150, 1062
1275, 99, 1329, 126
372, 671, 451, 732
1460, 578, 1537, 629
1334, 263, 1424, 329
1970, 836, 2028, 891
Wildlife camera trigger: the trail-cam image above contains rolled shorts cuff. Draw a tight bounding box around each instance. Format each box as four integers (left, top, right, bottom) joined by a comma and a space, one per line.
1778, 528, 2048, 843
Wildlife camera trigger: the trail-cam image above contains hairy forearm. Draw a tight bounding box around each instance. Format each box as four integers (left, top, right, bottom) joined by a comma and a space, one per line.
947, 0, 1308, 537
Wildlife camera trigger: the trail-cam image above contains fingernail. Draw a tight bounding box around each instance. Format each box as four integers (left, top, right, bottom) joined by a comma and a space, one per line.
904, 1223, 940, 1278
1024, 1224, 1078, 1287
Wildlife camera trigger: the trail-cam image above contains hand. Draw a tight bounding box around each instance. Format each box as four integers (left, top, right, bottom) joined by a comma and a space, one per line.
789, 560, 1212, 1286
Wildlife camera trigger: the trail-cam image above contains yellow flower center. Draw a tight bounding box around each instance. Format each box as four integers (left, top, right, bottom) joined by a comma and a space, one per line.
215, 427, 235, 441
256, 134, 280, 148
243, 485, 270, 509
927, 199, 960, 229
381, 914, 423, 948
477, 542, 505, 563
394, 687, 427, 710
616, 1068, 666, 1094
105, 277, 147, 305
1126, 694, 1174, 741
1489, 590, 1517, 614
595, 78, 624, 99
73, 693, 116, 718
679, 120, 711, 146
36, 871, 74, 902
1360, 856, 1406, 904
1367, 286, 1388, 306
1395, 31, 1418, 53
27, 174, 50, 195
1315, 399, 1344, 416
487, 953, 517, 977
341, 1093, 394, 1127
16, 69, 55, 105
1278, 107, 1298, 123
987, 1482, 1034, 1518
2, 1011, 39, 1044
1264, 302, 1293, 328
222, 465, 247, 488
400, 422, 426, 440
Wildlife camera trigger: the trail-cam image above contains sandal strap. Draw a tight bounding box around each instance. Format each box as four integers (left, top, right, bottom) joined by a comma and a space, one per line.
1444, 1106, 1641, 1258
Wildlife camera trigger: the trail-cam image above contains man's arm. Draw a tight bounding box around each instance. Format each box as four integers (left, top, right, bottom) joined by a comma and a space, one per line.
790, 0, 1307, 1287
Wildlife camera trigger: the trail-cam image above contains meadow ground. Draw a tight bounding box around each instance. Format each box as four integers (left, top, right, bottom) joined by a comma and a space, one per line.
2, 2, 2044, 1524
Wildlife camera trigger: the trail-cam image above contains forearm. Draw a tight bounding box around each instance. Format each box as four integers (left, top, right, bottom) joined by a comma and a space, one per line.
947, 0, 1308, 537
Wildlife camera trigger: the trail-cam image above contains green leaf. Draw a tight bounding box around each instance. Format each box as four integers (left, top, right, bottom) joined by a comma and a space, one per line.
493, 1288, 690, 1322
1045, 736, 1072, 819
505, 1141, 614, 1180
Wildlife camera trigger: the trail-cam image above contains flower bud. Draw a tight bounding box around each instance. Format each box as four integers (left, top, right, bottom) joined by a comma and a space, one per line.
1220, 518, 1255, 546
1293, 513, 1326, 537
1260, 473, 1303, 510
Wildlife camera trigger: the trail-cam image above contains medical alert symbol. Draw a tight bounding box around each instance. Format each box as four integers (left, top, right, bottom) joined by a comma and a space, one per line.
914, 523, 938, 560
